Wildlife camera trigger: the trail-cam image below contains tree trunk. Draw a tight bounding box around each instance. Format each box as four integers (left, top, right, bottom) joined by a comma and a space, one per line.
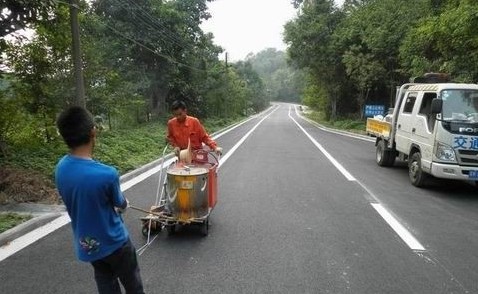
331, 96, 337, 120
150, 82, 169, 117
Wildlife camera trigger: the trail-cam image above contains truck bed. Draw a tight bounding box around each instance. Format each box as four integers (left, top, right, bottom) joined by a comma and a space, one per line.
366, 117, 391, 139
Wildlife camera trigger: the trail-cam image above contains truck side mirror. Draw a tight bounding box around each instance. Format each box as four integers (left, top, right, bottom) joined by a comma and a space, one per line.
431, 98, 442, 114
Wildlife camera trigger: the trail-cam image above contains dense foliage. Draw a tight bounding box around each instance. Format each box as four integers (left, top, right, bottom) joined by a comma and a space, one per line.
0, 1, 56, 38
5, 0, 476, 166
246, 48, 305, 103
285, 0, 478, 119
0, 0, 270, 161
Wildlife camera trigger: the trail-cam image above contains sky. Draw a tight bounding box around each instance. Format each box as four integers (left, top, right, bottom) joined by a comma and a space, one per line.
201, 0, 345, 62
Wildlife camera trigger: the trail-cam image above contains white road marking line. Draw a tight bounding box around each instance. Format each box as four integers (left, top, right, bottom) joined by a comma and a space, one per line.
211, 106, 271, 139
288, 106, 356, 181
289, 105, 426, 251
131, 105, 279, 254
0, 213, 71, 262
0, 106, 278, 262
219, 105, 280, 168
121, 105, 275, 192
294, 105, 375, 142
371, 203, 425, 251
120, 158, 176, 192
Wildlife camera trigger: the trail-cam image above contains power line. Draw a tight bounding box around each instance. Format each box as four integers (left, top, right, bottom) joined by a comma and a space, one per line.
53, 0, 208, 72
110, 0, 189, 49
92, 16, 207, 72
91, 0, 208, 71
117, 0, 189, 48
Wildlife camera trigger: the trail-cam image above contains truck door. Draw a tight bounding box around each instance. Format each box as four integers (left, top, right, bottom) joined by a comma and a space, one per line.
395, 92, 418, 153
412, 92, 437, 173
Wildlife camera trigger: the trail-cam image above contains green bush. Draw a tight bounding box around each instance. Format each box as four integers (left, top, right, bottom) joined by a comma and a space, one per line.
0, 213, 32, 233
203, 116, 244, 132
305, 110, 366, 133
1, 116, 241, 178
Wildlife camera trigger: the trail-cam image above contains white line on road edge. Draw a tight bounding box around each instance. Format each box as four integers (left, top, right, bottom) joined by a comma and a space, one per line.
0, 213, 71, 262
289, 105, 426, 251
218, 105, 280, 168
371, 203, 425, 251
128, 105, 278, 255
294, 105, 375, 143
288, 106, 356, 181
289, 106, 426, 251
0, 106, 278, 263
120, 158, 176, 192
120, 105, 275, 192
211, 107, 270, 140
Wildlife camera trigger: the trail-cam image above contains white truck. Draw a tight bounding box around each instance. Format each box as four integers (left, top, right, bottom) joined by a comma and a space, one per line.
366, 73, 478, 187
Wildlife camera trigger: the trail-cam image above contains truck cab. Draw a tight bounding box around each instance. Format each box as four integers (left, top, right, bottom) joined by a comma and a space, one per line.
367, 74, 478, 187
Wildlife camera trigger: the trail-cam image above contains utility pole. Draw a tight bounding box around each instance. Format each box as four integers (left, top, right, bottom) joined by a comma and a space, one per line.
224, 52, 229, 117
69, 0, 86, 107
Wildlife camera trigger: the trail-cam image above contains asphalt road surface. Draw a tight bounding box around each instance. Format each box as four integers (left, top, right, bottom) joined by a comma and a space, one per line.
1, 103, 477, 293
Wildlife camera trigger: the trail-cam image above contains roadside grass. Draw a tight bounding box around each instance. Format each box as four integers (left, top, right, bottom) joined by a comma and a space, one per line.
1, 116, 243, 178
1, 121, 169, 177
0, 115, 244, 230
0, 213, 32, 234
304, 110, 367, 135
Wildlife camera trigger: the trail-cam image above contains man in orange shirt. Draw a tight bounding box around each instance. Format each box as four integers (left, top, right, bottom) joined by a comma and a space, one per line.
167, 100, 223, 156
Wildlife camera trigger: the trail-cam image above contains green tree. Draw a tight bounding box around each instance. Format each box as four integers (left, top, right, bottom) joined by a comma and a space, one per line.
233, 61, 268, 113
333, 0, 427, 111
246, 48, 304, 103
400, 0, 478, 82
90, 0, 222, 118
0, 0, 55, 38
284, 0, 346, 118
3, 4, 72, 143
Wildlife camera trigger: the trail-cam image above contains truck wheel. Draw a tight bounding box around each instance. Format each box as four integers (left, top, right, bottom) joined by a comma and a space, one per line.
409, 152, 428, 187
376, 140, 395, 167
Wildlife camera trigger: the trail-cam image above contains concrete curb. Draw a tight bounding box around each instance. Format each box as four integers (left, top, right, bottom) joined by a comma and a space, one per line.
298, 110, 374, 142
120, 153, 175, 183
0, 113, 258, 247
119, 114, 256, 183
0, 156, 161, 248
0, 154, 169, 249
0, 212, 62, 247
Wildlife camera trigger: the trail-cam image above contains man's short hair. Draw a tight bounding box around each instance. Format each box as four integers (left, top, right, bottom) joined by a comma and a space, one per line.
56, 106, 95, 149
171, 100, 187, 111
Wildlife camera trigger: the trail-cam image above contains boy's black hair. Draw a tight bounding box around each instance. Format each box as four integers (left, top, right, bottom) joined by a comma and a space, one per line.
56, 106, 95, 149
171, 100, 187, 111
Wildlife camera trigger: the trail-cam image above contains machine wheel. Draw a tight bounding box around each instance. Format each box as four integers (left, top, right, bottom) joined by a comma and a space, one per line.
376, 140, 395, 167
141, 225, 149, 237
166, 224, 176, 236
200, 218, 209, 237
141, 225, 148, 237
141, 221, 162, 237
409, 152, 428, 187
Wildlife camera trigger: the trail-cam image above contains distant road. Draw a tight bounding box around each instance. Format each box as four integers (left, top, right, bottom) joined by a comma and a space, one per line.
1, 103, 477, 293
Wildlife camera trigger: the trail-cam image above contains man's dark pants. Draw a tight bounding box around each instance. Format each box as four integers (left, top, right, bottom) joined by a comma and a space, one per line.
91, 239, 145, 294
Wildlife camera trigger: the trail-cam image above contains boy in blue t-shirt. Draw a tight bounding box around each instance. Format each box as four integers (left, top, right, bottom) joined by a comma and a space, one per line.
55, 106, 144, 294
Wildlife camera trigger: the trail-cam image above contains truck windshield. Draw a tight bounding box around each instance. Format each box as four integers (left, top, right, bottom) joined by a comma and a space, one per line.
441, 89, 478, 123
